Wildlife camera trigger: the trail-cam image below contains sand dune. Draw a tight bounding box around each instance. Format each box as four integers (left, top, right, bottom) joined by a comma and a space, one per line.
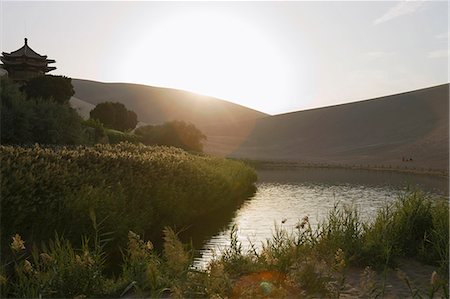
72, 79, 448, 170
230, 84, 449, 171
69, 96, 95, 120
72, 79, 267, 154
72, 79, 267, 126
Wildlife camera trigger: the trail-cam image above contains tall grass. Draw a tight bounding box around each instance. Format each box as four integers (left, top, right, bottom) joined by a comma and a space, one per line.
1, 190, 447, 298
219, 190, 449, 297
360, 191, 448, 270
1, 143, 256, 257
1, 150, 447, 299
217, 190, 449, 297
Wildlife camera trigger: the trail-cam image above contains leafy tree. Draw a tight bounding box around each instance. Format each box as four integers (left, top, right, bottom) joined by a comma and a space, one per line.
1, 77, 86, 145
22, 75, 75, 104
135, 121, 207, 152
126, 110, 138, 131
0, 78, 34, 143
90, 102, 138, 132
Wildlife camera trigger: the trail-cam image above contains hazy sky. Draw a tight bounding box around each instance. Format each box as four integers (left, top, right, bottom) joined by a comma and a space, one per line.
1, 1, 448, 114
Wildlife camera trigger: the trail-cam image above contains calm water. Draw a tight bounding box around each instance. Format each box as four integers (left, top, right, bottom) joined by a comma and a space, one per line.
188, 168, 448, 269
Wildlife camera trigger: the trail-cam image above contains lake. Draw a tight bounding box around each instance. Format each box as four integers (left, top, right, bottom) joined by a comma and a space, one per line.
183, 168, 448, 269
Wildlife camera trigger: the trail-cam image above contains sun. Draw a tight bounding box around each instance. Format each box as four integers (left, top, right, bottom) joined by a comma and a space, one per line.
114, 8, 295, 113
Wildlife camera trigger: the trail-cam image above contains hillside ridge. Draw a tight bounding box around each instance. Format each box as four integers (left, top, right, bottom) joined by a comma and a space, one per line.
230, 83, 449, 171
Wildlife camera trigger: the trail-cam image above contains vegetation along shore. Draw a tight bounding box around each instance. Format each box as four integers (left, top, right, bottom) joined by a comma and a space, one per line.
1, 190, 447, 298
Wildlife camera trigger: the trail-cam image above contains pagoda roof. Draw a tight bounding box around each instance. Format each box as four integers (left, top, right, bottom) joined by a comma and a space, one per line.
2, 38, 48, 60
1, 56, 55, 65
0, 57, 54, 68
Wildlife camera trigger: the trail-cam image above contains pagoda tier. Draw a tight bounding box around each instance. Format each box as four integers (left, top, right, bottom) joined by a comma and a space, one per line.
0, 38, 56, 81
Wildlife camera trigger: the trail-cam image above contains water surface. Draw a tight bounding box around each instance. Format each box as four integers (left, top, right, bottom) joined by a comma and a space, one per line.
191, 168, 448, 268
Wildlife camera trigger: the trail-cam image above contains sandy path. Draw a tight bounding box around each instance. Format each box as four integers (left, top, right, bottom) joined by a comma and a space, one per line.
342, 259, 447, 298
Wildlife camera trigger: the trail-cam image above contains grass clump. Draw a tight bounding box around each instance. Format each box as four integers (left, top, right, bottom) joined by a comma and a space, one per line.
316, 204, 364, 264
1, 234, 110, 298
361, 191, 448, 270
119, 231, 163, 296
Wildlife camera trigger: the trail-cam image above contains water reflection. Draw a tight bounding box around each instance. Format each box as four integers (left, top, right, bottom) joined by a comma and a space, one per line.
257, 168, 448, 195
193, 168, 448, 268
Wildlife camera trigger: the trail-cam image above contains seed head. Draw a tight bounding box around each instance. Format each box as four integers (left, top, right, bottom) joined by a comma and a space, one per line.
23, 260, 33, 274
431, 271, 439, 287
11, 234, 25, 252
40, 253, 53, 265
145, 241, 153, 251
0, 275, 7, 286
334, 248, 346, 271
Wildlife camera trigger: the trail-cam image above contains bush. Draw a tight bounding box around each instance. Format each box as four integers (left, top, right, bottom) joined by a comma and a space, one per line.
0, 78, 34, 143
90, 102, 138, 132
0, 78, 87, 145
22, 75, 74, 104
135, 121, 207, 152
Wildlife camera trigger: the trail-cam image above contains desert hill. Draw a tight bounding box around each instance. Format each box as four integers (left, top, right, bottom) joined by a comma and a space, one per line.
69, 96, 95, 120
230, 84, 449, 171
71, 79, 448, 170
71, 79, 267, 153
69, 96, 149, 128
72, 79, 266, 126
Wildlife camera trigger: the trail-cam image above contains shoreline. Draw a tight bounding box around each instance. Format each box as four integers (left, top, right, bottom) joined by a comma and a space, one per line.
237, 159, 449, 178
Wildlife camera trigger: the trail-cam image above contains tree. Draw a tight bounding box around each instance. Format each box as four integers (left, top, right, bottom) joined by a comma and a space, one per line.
1, 77, 87, 145
22, 75, 74, 104
90, 102, 138, 132
135, 121, 207, 152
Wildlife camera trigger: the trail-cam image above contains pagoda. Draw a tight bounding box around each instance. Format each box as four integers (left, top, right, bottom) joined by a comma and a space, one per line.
0, 38, 56, 81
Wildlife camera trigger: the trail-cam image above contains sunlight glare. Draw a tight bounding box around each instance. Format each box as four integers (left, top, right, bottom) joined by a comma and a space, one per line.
119, 9, 295, 113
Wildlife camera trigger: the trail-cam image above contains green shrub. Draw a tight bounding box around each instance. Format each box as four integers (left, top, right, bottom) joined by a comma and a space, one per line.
22, 75, 74, 104
1, 78, 86, 145
90, 102, 137, 132
135, 121, 207, 152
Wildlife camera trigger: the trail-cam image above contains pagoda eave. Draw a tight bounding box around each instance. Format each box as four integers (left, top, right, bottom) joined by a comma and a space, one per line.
1, 38, 57, 80
1, 61, 50, 68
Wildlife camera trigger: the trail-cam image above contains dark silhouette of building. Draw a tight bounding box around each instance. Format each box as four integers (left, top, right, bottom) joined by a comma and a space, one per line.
0, 38, 56, 81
